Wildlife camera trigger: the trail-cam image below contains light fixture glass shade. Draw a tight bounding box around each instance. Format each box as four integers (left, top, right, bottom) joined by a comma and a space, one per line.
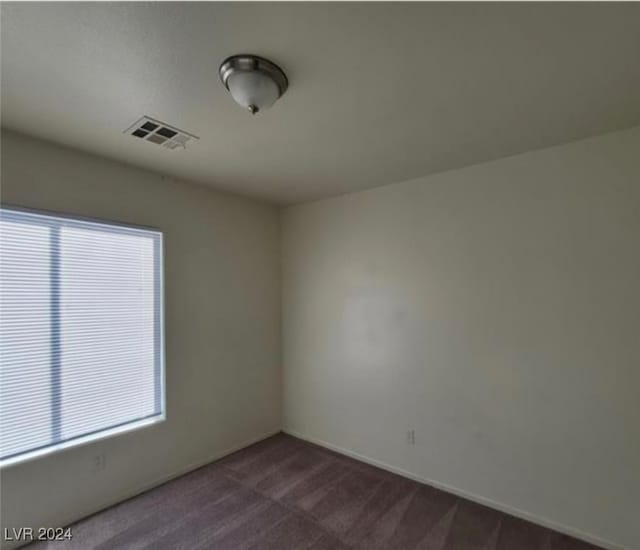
227, 71, 280, 113
219, 55, 288, 114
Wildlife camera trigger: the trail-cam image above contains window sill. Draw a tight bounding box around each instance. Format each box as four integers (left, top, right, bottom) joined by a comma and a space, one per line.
0, 414, 165, 468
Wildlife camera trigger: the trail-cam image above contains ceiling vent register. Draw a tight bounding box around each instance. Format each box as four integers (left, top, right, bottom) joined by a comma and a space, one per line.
124, 116, 199, 150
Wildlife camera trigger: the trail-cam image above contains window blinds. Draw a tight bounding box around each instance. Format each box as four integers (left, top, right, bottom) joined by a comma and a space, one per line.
0, 207, 164, 463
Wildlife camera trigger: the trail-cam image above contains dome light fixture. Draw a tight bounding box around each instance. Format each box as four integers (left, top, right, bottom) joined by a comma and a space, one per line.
219, 54, 288, 115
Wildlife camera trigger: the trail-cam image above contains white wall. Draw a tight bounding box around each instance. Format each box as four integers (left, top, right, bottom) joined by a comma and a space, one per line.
282, 127, 640, 550
0, 130, 281, 547
2, 125, 639, 549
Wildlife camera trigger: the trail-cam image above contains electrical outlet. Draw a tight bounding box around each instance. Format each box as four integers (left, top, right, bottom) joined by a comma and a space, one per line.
92, 452, 106, 473
406, 429, 415, 445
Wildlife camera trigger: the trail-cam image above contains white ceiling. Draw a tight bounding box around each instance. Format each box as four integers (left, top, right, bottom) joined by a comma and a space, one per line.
2, 2, 639, 204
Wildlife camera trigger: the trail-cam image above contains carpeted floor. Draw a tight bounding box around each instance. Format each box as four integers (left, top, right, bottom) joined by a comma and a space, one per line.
29, 433, 602, 549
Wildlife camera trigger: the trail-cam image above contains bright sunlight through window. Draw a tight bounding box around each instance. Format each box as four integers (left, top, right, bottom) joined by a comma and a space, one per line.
0, 207, 164, 465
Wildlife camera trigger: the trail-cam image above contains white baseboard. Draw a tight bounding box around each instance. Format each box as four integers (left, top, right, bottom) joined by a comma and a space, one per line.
4, 428, 281, 550
85, 427, 282, 515
282, 428, 627, 550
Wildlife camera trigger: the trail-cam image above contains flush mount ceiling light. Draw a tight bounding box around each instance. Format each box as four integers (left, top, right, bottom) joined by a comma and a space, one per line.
219, 54, 288, 115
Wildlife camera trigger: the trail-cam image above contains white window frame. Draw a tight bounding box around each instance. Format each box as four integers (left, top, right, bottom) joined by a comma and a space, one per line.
0, 205, 166, 467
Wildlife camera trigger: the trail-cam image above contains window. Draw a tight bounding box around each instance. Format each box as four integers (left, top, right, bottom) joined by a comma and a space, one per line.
0, 207, 164, 465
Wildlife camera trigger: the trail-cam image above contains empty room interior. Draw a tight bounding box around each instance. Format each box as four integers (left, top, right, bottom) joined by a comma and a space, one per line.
1, 2, 639, 550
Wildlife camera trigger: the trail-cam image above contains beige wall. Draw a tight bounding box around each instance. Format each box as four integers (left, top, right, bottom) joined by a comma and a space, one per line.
2, 126, 639, 549
282, 127, 640, 550
0, 130, 282, 547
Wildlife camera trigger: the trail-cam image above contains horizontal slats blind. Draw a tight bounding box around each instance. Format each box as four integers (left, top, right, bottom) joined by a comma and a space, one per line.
0, 207, 163, 462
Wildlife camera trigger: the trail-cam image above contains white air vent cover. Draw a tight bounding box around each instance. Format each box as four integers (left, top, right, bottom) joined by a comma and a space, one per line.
124, 116, 199, 150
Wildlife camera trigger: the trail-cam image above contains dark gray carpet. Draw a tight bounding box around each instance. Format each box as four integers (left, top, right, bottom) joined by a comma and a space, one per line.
29, 433, 602, 549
